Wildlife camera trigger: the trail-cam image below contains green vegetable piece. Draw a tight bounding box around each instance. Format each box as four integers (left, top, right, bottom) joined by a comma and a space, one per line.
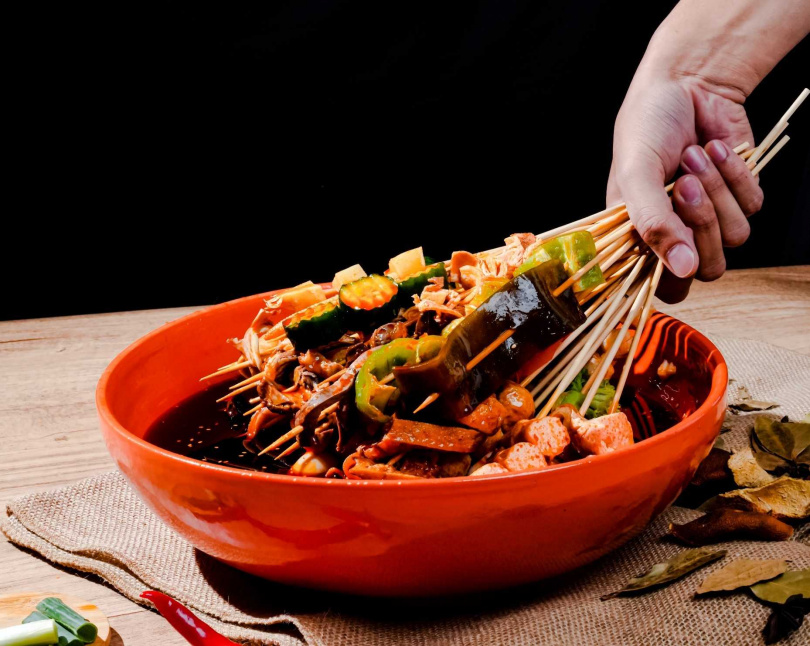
355, 338, 419, 424
466, 278, 508, 312
588, 380, 617, 418
601, 548, 726, 600
339, 274, 399, 328
555, 390, 585, 409
516, 231, 604, 292
35, 598, 97, 644
396, 263, 447, 304
751, 570, 810, 604
283, 299, 344, 351
415, 335, 444, 363
553, 368, 615, 418
0, 619, 58, 646
23, 614, 82, 646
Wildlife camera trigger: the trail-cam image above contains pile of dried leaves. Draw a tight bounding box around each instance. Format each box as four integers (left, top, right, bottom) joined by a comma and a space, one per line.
602, 552, 809, 643
673, 411, 809, 546
601, 399, 809, 643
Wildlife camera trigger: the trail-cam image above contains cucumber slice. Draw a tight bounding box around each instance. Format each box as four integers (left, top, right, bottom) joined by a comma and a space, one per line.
339, 275, 399, 328
284, 298, 344, 351
396, 262, 447, 305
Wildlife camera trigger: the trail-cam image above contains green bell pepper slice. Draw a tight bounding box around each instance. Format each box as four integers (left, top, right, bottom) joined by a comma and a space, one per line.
355, 336, 444, 424
516, 231, 604, 292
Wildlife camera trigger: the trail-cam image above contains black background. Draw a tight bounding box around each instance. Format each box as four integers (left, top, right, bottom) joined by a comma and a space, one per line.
4, 2, 808, 320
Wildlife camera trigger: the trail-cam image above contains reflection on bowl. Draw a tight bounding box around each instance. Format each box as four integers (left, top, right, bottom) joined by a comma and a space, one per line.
97, 290, 726, 596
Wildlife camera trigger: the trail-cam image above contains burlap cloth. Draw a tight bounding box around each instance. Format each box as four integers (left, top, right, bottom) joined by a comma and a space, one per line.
3, 338, 809, 645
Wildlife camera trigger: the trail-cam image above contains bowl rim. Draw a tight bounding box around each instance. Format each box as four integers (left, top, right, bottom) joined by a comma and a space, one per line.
96, 289, 728, 489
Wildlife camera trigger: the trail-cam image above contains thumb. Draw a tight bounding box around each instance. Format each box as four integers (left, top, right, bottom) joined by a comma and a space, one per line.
615, 156, 699, 279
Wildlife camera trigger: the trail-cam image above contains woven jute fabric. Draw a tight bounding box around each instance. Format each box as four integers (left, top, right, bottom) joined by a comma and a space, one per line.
3, 338, 809, 645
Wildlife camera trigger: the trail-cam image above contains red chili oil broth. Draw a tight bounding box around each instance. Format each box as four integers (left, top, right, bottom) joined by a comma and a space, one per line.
144, 357, 711, 473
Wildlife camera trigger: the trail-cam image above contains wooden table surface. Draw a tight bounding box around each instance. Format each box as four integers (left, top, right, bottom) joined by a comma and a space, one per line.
1, 266, 809, 645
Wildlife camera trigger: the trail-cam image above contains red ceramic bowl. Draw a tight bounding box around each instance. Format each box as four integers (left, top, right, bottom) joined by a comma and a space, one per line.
97, 289, 727, 596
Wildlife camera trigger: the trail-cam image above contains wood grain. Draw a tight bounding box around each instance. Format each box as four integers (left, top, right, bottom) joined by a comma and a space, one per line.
0, 592, 111, 645
1, 266, 808, 645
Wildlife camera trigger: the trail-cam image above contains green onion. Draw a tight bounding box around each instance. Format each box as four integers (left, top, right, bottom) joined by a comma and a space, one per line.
23, 613, 83, 646
35, 599, 97, 644
0, 619, 58, 646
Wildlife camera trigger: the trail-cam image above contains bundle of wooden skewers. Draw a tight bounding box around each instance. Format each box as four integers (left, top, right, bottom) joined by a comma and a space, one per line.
419, 87, 809, 421
203, 88, 807, 464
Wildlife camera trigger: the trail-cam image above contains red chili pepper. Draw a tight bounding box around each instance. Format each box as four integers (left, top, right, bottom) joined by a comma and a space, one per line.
141, 590, 238, 646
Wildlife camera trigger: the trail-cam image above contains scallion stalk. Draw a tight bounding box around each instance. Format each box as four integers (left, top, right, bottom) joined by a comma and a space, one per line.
34, 599, 97, 644
23, 613, 83, 646
0, 619, 58, 646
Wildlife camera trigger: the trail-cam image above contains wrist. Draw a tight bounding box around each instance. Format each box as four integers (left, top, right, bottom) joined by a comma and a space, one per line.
636, 0, 810, 103
638, 23, 762, 103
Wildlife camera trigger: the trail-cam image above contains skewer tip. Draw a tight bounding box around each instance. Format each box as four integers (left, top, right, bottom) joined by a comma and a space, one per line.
413, 392, 440, 414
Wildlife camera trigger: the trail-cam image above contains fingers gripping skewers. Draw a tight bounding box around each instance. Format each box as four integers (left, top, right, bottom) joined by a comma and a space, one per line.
190, 90, 806, 479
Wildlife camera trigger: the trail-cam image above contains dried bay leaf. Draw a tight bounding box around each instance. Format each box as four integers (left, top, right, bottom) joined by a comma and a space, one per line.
751, 570, 810, 604
704, 476, 810, 520
601, 548, 725, 600
729, 385, 779, 413
729, 448, 777, 488
762, 594, 810, 644
753, 416, 810, 464
670, 509, 793, 546
696, 559, 788, 594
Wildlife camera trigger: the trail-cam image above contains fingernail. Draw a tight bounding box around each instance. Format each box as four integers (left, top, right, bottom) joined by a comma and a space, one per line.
707, 140, 729, 164
667, 244, 697, 278
679, 175, 702, 205
683, 146, 708, 173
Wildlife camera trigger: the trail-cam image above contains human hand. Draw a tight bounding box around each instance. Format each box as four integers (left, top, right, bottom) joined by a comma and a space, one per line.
607, 74, 764, 303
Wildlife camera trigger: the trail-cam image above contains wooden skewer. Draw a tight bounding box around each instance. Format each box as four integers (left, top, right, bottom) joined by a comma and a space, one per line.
216, 381, 259, 403
522, 278, 628, 390
413, 392, 440, 414
243, 402, 264, 417
201, 360, 252, 381
276, 440, 300, 460
534, 203, 627, 242
467, 330, 514, 371
552, 234, 634, 298
749, 88, 808, 164
751, 135, 790, 177
257, 401, 340, 456
379, 373, 396, 385
230, 372, 264, 390
387, 452, 406, 467
583, 279, 625, 317
320, 402, 341, 417
579, 272, 653, 414
586, 210, 629, 236
610, 259, 664, 414
536, 256, 648, 416
748, 122, 789, 169
732, 141, 751, 154
249, 396, 261, 404
594, 220, 635, 252
533, 277, 646, 412
320, 368, 347, 385
259, 425, 304, 455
